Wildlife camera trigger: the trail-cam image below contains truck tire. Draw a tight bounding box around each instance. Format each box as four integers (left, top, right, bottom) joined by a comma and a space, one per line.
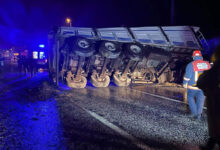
124, 43, 143, 61
99, 41, 121, 59
113, 72, 131, 86
73, 37, 95, 57
66, 71, 87, 88
90, 74, 110, 87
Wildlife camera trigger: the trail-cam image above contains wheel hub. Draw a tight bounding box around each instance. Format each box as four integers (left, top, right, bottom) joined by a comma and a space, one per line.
130, 45, 141, 54
105, 42, 116, 51
78, 40, 89, 48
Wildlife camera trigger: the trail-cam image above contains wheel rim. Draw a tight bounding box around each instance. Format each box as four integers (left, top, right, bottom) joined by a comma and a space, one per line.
105, 42, 116, 51
130, 45, 141, 54
78, 40, 89, 49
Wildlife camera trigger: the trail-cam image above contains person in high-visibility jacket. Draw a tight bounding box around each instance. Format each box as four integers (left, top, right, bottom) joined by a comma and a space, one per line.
183, 50, 211, 119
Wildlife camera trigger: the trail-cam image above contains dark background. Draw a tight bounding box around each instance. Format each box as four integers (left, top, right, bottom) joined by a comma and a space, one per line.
0, 0, 219, 49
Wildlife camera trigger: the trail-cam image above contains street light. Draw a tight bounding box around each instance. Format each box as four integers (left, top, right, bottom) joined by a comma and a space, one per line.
65, 18, 72, 27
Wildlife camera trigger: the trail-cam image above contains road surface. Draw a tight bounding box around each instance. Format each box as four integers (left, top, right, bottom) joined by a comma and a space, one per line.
0, 63, 211, 150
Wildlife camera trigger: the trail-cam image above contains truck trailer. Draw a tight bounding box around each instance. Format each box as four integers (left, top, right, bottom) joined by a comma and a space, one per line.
48, 26, 208, 88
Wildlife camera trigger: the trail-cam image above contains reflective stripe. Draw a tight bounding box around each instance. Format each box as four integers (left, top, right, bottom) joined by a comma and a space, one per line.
195, 71, 198, 82
184, 77, 190, 81
188, 85, 200, 90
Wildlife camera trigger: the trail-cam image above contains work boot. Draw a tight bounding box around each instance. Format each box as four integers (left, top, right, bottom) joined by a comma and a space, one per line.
189, 114, 197, 120
196, 114, 202, 120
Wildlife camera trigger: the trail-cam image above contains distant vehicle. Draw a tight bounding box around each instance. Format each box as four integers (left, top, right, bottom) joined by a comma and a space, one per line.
32, 50, 47, 71
16, 49, 47, 72
48, 26, 208, 88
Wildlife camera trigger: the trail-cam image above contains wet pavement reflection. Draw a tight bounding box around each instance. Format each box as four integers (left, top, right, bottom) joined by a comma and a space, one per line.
0, 98, 65, 149
0, 64, 65, 149
131, 84, 186, 101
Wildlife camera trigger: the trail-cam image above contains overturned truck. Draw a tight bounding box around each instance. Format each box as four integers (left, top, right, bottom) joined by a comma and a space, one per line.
48, 26, 207, 88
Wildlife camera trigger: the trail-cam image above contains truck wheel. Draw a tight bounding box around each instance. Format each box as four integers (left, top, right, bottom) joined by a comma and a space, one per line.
73, 37, 95, 57
90, 74, 110, 87
66, 71, 87, 88
124, 43, 143, 61
113, 72, 131, 86
99, 41, 121, 59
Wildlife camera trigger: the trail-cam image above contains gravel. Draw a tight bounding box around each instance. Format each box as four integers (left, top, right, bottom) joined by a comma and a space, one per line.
60, 85, 209, 150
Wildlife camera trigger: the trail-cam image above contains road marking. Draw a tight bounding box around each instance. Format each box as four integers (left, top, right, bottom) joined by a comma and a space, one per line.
130, 88, 207, 109
72, 101, 152, 150
131, 88, 186, 104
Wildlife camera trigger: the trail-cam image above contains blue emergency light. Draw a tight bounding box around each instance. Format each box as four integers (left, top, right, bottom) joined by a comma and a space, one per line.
39, 44, 45, 48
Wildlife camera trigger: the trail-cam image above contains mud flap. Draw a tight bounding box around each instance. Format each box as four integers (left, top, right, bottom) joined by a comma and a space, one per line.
113, 72, 131, 86
90, 74, 110, 87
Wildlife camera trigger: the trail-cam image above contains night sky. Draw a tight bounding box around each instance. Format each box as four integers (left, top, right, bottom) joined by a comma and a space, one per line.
0, 0, 219, 49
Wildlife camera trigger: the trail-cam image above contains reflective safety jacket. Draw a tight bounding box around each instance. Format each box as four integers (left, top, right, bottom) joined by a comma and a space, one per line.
183, 56, 211, 89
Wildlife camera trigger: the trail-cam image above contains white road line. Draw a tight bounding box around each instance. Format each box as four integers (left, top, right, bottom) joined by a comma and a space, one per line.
130, 88, 186, 104
130, 88, 207, 109
72, 101, 152, 150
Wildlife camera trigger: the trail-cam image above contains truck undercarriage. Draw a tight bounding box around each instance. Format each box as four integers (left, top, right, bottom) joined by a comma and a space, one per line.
48, 26, 207, 88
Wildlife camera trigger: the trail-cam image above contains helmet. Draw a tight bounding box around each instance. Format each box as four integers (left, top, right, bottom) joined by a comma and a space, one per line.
192, 50, 202, 57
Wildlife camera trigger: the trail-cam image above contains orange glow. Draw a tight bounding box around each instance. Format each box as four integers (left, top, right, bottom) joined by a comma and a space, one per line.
66, 18, 71, 24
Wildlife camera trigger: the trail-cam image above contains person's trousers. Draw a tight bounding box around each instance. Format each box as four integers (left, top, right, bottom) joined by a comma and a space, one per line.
187, 88, 205, 117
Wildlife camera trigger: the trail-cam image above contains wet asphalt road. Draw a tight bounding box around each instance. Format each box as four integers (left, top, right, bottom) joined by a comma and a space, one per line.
0, 63, 210, 150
